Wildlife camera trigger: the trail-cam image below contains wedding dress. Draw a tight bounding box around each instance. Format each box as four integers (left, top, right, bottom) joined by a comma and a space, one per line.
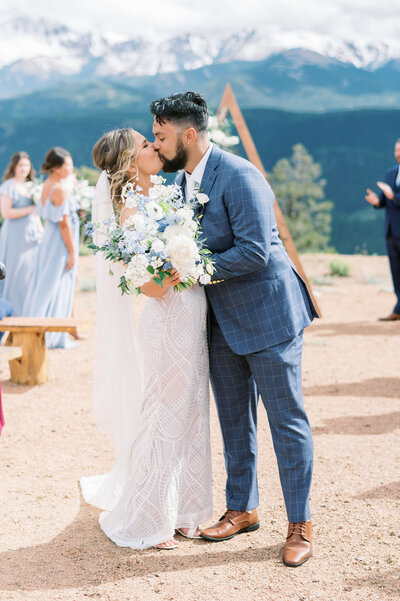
80, 172, 212, 549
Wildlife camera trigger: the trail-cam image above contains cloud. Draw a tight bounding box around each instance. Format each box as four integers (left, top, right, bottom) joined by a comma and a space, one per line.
5, 0, 400, 42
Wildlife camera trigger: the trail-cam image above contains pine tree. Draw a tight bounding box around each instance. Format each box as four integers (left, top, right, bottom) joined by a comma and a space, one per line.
268, 144, 333, 252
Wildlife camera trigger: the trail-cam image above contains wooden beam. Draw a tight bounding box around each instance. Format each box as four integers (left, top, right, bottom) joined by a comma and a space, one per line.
216, 83, 321, 315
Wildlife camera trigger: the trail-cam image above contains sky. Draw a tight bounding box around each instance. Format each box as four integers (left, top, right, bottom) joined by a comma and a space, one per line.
2, 0, 400, 41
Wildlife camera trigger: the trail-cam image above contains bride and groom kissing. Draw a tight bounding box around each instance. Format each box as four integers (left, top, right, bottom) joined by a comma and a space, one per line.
80, 91, 318, 566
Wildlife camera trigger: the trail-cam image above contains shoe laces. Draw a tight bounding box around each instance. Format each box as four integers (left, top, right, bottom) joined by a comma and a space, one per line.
288, 521, 308, 538
220, 509, 243, 523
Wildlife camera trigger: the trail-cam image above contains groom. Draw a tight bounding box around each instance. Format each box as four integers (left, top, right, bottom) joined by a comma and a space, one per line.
151, 91, 318, 567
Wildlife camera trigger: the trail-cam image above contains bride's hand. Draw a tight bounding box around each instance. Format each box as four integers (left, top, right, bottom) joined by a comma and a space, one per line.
140, 270, 181, 298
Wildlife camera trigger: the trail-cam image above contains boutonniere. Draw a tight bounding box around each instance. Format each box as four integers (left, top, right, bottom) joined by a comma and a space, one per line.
193, 183, 209, 218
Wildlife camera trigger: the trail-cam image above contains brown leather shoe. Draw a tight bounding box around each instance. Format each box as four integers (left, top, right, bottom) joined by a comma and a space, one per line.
283, 521, 312, 567
378, 313, 400, 321
200, 509, 259, 541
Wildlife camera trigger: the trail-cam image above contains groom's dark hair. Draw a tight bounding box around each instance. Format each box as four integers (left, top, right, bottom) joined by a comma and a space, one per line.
150, 91, 209, 133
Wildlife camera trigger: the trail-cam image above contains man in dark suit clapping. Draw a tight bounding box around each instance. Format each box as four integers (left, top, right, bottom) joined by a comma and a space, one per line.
366, 138, 400, 321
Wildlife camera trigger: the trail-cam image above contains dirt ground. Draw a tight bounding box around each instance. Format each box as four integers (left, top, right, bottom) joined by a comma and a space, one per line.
0, 253, 399, 601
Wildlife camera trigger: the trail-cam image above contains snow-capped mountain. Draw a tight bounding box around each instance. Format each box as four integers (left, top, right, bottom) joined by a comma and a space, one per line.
0, 15, 400, 97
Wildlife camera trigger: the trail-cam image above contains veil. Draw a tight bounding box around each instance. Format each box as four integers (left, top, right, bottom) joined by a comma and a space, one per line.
80, 170, 144, 510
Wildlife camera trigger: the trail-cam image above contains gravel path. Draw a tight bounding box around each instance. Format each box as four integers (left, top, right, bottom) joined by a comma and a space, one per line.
0, 254, 399, 601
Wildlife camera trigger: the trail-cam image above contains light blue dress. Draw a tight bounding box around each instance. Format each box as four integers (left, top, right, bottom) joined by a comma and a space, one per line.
24, 190, 80, 349
0, 179, 42, 314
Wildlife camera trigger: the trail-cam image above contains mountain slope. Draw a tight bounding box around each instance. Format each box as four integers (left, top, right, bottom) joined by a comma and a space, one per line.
0, 82, 394, 254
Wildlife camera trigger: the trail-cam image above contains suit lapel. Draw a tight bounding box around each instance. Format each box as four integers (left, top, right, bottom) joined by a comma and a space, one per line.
174, 170, 185, 196
197, 146, 221, 217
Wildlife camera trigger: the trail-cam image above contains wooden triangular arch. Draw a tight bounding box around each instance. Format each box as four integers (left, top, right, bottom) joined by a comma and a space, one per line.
217, 84, 321, 314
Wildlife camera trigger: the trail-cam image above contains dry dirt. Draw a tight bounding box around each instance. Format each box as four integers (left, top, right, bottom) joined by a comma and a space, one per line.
0, 253, 399, 601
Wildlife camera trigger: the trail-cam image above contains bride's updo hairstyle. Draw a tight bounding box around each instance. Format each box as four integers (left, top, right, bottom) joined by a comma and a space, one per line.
92, 128, 139, 211
41, 147, 71, 173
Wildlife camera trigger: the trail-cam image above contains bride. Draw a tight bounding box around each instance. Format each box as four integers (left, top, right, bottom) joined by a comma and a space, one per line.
80, 128, 212, 550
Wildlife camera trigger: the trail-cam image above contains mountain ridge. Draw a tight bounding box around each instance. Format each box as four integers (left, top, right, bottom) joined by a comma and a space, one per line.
1, 15, 400, 99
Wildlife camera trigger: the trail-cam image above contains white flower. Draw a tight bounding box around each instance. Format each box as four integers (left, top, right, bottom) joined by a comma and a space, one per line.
209, 129, 239, 148
146, 201, 164, 220
130, 213, 147, 233
199, 273, 211, 285
125, 197, 138, 209
176, 207, 194, 221
196, 193, 209, 205
166, 235, 200, 280
150, 257, 163, 269
163, 224, 183, 242
206, 263, 214, 275
151, 239, 165, 253
150, 174, 165, 185
208, 116, 220, 129
125, 255, 151, 288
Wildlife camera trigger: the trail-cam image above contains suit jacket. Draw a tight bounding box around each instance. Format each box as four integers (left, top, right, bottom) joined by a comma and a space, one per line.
176, 145, 318, 355
376, 165, 400, 239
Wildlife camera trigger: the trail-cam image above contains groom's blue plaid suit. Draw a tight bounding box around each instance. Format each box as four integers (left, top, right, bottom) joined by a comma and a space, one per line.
176, 145, 317, 522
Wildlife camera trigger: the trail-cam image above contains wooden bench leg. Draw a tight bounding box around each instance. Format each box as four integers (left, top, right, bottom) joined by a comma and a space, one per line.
6, 332, 49, 386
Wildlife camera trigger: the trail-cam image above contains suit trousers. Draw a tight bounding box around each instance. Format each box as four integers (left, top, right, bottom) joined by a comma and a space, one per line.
209, 308, 313, 523
386, 236, 400, 314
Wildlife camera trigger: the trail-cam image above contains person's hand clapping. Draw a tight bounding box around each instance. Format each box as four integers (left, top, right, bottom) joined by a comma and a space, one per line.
376, 181, 394, 200
365, 188, 380, 206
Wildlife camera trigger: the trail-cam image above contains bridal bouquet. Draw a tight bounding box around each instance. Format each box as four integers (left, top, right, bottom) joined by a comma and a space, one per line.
86, 175, 214, 295
25, 178, 44, 204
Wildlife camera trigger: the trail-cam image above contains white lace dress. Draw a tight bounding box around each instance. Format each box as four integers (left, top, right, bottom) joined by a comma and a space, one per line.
87, 284, 213, 549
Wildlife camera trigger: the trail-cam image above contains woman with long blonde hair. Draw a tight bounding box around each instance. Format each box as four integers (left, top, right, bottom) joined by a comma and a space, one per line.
80, 128, 212, 550
0, 151, 42, 314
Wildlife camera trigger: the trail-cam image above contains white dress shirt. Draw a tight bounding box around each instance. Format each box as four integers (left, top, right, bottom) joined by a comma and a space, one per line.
396, 165, 400, 188
184, 143, 213, 201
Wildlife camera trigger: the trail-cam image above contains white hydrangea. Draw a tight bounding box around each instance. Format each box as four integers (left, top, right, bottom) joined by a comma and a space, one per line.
125, 255, 152, 288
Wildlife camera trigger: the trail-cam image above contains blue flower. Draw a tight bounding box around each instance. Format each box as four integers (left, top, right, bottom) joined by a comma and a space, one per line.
104, 215, 116, 226
85, 222, 95, 236
166, 213, 182, 226
157, 218, 169, 232
163, 261, 173, 270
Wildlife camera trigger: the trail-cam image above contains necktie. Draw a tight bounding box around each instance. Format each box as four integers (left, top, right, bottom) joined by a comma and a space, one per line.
396, 166, 400, 188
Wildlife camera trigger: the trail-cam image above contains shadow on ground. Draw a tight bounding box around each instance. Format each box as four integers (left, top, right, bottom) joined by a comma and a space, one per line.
308, 321, 400, 337
346, 570, 400, 598
354, 481, 400, 500
0, 495, 282, 593
305, 377, 400, 399
311, 412, 400, 436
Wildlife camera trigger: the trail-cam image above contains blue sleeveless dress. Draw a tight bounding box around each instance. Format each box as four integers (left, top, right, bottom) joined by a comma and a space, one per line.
24, 191, 80, 349
0, 179, 42, 314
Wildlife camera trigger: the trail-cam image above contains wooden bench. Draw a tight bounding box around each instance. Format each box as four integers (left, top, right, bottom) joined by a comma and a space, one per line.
0, 317, 80, 386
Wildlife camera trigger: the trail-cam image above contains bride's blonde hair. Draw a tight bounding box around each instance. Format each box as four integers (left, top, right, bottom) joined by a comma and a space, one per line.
92, 128, 139, 211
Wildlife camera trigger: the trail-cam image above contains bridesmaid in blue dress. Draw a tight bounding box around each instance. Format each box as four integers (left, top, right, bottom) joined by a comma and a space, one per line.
0, 152, 42, 314
24, 147, 80, 349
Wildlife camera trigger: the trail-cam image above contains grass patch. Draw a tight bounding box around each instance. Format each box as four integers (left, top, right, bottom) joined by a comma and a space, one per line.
329, 259, 350, 277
